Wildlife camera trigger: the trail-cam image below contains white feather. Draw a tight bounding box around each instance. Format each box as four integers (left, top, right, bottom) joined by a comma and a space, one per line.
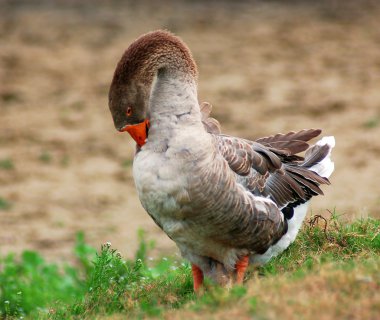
252, 202, 308, 264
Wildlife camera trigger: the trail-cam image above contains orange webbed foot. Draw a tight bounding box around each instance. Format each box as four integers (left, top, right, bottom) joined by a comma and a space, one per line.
191, 264, 204, 292
235, 255, 249, 284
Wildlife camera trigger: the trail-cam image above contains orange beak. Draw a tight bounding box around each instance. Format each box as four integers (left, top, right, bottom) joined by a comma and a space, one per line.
120, 119, 150, 147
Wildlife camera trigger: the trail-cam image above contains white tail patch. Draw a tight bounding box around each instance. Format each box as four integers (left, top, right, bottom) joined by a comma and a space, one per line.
252, 136, 335, 265
252, 202, 309, 264
310, 136, 335, 179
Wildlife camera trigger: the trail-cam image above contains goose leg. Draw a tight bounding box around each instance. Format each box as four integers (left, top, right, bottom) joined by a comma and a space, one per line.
191, 264, 204, 292
235, 255, 249, 284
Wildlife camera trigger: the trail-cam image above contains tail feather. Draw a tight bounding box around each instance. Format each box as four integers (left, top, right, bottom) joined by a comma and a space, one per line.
307, 136, 335, 179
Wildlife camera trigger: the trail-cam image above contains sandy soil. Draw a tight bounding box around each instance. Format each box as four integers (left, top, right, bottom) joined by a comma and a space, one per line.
1, 0, 380, 262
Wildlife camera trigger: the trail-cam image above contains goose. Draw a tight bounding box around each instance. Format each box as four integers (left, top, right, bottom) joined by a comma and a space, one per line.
108, 30, 335, 291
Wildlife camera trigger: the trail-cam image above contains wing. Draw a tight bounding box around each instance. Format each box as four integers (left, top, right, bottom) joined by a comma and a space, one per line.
213, 129, 330, 210
201, 101, 330, 210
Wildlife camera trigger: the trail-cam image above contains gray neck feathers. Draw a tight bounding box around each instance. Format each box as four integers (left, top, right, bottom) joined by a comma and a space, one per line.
149, 68, 200, 122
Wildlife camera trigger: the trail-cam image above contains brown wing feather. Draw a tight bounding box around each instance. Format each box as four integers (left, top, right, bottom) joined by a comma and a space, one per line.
302, 143, 330, 168
200, 102, 221, 134
215, 135, 279, 176
215, 133, 330, 209
207, 104, 330, 210
256, 129, 322, 155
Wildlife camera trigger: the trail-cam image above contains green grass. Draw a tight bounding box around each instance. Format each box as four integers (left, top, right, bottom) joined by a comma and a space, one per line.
0, 233, 94, 319
363, 116, 380, 129
0, 216, 379, 319
260, 213, 380, 276
38, 151, 52, 164
0, 158, 14, 170
0, 197, 12, 210
121, 158, 134, 168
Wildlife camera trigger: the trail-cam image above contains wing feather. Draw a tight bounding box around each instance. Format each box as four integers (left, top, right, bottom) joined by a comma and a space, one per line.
200, 102, 221, 134
215, 128, 330, 210
255, 129, 322, 155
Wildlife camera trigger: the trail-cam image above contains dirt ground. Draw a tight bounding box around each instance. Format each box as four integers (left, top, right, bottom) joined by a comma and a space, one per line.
1, 0, 380, 262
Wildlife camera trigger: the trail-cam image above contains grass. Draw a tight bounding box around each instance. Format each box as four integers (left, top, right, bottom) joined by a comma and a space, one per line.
0, 197, 12, 210
121, 158, 134, 168
363, 116, 380, 129
0, 233, 95, 319
0, 158, 14, 170
0, 215, 379, 319
38, 151, 52, 164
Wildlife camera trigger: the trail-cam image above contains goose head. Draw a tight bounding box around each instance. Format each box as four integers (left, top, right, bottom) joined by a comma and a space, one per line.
108, 30, 198, 147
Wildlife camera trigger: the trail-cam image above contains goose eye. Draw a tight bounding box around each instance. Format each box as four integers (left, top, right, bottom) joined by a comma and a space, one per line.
126, 107, 133, 116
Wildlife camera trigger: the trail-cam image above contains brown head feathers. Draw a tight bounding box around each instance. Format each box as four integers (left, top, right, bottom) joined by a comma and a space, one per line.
108, 30, 198, 130
111, 30, 198, 86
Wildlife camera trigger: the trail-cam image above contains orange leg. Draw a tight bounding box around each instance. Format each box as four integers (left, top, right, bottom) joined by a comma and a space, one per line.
191, 264, 204, 292
235, 255, 249, 284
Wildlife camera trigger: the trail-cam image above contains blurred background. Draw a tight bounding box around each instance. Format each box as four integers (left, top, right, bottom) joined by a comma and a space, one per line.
1, 0, 379, 262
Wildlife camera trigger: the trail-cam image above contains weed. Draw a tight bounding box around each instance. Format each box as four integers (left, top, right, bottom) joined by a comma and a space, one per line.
0, 251, 86, 318
121, 159, 133, 168
38, 151, 52, 164
0, 158, 14, 170
60, 155, 70, 167
50, 239, 193, 319
74, 232, 97, 275
363, 117, 380, 129
259, 215, 380, 277
134, 229, 155, 263
0, 197, 11, 210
